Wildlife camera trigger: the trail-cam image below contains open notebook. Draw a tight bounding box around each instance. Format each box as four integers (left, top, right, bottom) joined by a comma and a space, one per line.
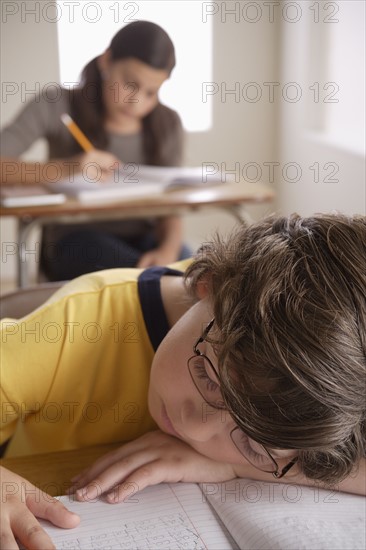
40, 479, 365, 549
46, 165, 230, 203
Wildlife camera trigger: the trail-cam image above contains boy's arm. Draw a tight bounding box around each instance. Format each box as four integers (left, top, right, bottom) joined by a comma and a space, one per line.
71, 431, 366, 503
70, 430, 237, 503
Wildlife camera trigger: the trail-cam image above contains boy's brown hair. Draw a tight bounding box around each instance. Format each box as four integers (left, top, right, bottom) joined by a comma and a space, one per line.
185, 213, 366, 484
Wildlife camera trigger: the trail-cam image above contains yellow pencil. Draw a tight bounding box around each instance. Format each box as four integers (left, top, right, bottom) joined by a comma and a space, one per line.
61, 113, 94, 152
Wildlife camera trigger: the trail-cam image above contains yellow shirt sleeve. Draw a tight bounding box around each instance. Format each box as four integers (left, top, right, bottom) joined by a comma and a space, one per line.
1, 268, 158, 456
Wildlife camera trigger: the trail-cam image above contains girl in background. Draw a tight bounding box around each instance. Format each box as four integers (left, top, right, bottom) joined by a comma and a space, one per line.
0, 21, 189, 280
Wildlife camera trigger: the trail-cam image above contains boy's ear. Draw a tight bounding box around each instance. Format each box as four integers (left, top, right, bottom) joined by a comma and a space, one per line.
196, 277, 211, 300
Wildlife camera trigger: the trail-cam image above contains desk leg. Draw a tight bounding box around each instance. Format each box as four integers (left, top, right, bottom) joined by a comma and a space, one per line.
17, 217, 40, 288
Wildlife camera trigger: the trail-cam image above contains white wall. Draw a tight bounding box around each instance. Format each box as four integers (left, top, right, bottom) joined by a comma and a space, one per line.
0, 1, 61, 283
0, 1, 278, 285
277, 0, 365, 216
183, 7, 279, 248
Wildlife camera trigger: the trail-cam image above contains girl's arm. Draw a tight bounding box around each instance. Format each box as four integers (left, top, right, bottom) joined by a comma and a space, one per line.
0, 88, 122, 186
0, 156, 78, 185
0, 87, 70, 181
0, 150, 122, 186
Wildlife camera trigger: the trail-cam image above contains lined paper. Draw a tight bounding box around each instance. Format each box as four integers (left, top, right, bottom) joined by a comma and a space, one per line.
203, 479, 366, 550
41, 483, 236, 549
38, 479, 366, 549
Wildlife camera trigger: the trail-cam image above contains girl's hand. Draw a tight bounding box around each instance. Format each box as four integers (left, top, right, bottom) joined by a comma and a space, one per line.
137, 216, 183, 268
73, 150, 122, 182
137, 248, 177, 268
69, 430, 237, 503
0, 466, 80, 550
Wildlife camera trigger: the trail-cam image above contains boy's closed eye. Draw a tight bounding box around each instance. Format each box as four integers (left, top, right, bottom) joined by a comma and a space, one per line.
190, 355, 221, 393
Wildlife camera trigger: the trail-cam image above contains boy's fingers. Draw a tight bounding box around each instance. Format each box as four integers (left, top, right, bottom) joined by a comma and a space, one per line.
70, 447, 129, 488
11, 508, 56, 550
74, 449, 158, 501
69, 432, 162, 488
86, 457, 180, 505
26, 493, 80, 529
71, 441, 159, 495
73, 451, 120, 482
106, 460, 169, 503
74, 470, 132, 501
0, 529, 18, 550
70, 432, 181, 497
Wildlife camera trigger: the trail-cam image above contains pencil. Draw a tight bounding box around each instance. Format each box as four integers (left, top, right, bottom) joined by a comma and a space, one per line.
61, 113, 94, 152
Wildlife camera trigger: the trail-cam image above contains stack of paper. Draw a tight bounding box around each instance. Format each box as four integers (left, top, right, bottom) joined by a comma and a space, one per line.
46, 165, 228, 203
0, 186, 66, 208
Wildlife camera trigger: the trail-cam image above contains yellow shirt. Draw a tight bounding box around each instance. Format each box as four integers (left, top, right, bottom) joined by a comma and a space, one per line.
0, 263, 188, 456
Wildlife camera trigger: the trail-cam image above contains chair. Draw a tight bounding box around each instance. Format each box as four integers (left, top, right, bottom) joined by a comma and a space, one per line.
0, 282, 64, 319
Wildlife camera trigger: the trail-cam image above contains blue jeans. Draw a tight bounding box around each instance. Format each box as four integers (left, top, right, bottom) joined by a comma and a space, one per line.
41, 229, 192, 281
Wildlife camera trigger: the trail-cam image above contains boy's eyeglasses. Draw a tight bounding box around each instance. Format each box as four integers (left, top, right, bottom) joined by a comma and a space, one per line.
187, 319, 298, 479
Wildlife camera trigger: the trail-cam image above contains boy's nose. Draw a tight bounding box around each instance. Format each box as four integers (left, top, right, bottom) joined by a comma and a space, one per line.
180, 399, 228, 442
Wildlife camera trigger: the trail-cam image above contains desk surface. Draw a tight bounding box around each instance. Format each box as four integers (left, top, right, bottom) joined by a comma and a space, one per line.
1, 443, 121, 496
1, 181, 275, 287
0, 181, 274, 218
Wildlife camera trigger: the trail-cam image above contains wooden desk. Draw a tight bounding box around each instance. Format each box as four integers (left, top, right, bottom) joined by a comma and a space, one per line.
1, 443, 121, 496
0, 181, 275, 287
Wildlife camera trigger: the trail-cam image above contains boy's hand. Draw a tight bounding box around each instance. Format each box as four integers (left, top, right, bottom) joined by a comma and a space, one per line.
69, 430, 237, 503
0, 466, 80, 550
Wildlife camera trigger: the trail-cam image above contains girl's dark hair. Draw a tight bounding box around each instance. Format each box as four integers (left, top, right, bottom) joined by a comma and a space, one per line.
68, 21, 182, 165
185, 213, 366, 485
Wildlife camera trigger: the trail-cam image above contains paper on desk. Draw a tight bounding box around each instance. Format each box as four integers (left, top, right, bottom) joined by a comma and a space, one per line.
204, 478, 366, 550
39, 483, 237, 550
45, 165, 229, 203
0, 186, 66, 207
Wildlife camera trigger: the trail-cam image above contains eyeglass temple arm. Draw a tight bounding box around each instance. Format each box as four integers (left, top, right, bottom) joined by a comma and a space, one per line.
272, 456, 299, 479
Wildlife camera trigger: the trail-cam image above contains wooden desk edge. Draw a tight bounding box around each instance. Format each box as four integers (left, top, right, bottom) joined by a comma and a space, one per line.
1, 443, 121, 496
0, 182, 275, 217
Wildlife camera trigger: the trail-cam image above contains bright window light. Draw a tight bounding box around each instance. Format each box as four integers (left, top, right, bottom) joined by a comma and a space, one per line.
56, 1, 212, 132
325, 1, 365, 154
